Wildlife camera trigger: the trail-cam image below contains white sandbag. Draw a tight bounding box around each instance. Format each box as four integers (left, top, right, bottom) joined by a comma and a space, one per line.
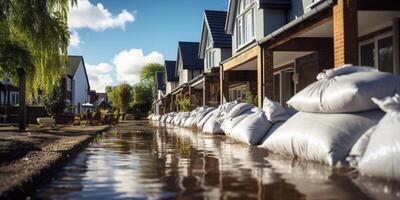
216, 101, 238, 119
262, 98, 290, 123
316, 64, 378, 80
346, 126, 376, 168
225, 103, 256, 119
259, 121, 285, 145
229, 109, 272, 145
192, 108, 215, 127
358, 94, 400, 180
197, 110, 215, 130
261, 110, 384, 166
221, 110, 254, 136
202, 115, 224, 134
287, 67, 400, 113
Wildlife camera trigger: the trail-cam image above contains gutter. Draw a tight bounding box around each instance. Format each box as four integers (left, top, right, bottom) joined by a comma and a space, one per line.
258, 0, 334, 45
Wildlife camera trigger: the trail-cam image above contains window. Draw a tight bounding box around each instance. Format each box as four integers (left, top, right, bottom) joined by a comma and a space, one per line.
236, 0, 255, 48
66, 78, 71, 92
273, 68, 295, 107
10, 92, 19, 105
359, 32, 394, 73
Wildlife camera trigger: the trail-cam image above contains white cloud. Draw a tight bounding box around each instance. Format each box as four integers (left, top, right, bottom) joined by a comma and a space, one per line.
113, 49, 164, 85
69, 29, 80, 47
86, 63, 114, 92
68, 0, 135, 31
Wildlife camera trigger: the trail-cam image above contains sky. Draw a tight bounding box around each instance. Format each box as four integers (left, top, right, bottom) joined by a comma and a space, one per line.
68, 0, 228, 92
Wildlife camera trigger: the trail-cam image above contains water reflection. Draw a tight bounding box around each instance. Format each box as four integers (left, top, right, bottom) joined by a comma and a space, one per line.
32, 121, 399, 200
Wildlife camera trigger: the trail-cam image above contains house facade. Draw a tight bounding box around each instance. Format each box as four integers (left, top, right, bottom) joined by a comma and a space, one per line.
221, 0, 292, 106
155, 71, 166, 116
170, 42, 204, 111
220, 0, 400, 107
258, 0, 400, 106
163, 60, 179, 113
198, 10, 232, 107
65, 55, 91, 114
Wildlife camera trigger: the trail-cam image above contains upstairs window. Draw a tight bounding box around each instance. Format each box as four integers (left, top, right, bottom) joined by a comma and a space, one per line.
236, 0, 255, 48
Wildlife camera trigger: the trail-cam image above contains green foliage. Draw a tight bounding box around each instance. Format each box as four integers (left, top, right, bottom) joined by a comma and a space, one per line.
43, 85, 65, 117
242, 91, 257, 105
176, 95, 190, 112
132, 82, 153, 114
106, 83, 133, 113
0, 0, 76, 100
139, 63, 164, 98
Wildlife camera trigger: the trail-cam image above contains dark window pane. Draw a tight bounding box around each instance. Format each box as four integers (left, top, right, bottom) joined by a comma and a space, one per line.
281, 71, 295, 107
378, 36, 394, 73
360, 42, 375, 67
273, 74, 280, 103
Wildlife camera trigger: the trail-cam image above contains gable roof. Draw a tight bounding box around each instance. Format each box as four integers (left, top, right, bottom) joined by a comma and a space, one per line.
155, 71, 165, 91
178, 42, 204, 70
164, 60, 178, 82
67, 55, 90, 90
199, 10, 232, 58
225, 0, 292, 34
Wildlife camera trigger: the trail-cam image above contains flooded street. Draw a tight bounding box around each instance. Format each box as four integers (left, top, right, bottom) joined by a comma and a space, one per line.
32, 121, 400, 200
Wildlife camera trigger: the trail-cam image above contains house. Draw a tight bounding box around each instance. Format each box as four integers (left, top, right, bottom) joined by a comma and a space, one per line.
257, 0, 400, 107
162, 60, 179, 113
63, 55, 91, 113
170, 42, 204, 111
221, 0, 400, 107
221, 0, 292, 106
197, 10, 232, 107
0, 80, 19, 106
154, 71, 166, 116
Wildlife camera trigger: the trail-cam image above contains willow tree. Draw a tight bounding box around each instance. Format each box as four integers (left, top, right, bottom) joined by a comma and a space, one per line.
0, 0, 76, 130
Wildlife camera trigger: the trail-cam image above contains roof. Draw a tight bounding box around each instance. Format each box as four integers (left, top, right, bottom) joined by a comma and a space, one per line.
178, 42, 204, 70
205, 10, 231, 48
66, 55, 90, 91
155, 71, 165, 91
164, 60, 179, 82
67, 56, 83, 77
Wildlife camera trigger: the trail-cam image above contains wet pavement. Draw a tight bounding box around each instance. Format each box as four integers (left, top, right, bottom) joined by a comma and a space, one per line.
31, 120, 400, 200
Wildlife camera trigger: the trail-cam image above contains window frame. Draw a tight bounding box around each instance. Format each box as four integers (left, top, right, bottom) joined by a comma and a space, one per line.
236, 0, 256, 49
359, 31, 394, 72
273, 67, 295, 106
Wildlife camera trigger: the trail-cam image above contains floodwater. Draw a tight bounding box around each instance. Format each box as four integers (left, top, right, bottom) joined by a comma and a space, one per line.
32, 121, 400, 200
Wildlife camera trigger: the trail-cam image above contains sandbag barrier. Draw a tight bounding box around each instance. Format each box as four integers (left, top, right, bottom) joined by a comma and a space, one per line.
149, 65, 400, 181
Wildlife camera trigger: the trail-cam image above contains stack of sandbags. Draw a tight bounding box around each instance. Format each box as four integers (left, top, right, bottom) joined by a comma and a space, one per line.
261, 65, 400, 166
202, 101, 238, 134
165, 112, 177, 124
190, 107, 215, 127
224, 98, 290, 145
356, 94, 400, 181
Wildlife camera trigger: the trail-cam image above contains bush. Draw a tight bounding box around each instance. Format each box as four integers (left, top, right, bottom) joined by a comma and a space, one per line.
43, 85, 65, 117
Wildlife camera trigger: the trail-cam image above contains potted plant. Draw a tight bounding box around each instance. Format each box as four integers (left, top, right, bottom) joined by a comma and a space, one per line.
38, 85, 65, 127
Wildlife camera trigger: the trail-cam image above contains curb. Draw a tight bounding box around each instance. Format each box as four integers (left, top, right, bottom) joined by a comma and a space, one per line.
0, 125, 112, 200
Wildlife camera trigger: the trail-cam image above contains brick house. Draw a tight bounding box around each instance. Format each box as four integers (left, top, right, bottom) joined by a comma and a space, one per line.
170, 42, 204, 111
198, 10, 232, 107
221, 0, 291, 106
257, 0, 400, 106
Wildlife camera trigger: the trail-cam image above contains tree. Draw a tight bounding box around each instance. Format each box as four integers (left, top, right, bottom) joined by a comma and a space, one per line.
132, 82, 153, 114
139, 63, 164, 98
0, 0, 76, 130
43, 85, 65, 118
0, 0, 76, 98
106, 83, 133, 113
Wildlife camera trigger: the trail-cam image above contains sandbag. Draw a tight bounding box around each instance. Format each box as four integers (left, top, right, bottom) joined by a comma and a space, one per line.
346, 126, 375, 168
316, 64, 378, 80
358, 94, 400, 180
261, 110, 384, 166
225, 103, 256, 119
259, 121, 285, 145
229, 109, 272, 145
192, 108, 215, 127
197, 110, 216, 130
287, 67, 400, 113
202, 115, 224, 134
221, 110, 254, 136
262, 98, 290, 123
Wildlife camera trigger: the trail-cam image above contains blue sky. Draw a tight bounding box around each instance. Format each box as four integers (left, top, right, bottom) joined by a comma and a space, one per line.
68, 0, 228, 92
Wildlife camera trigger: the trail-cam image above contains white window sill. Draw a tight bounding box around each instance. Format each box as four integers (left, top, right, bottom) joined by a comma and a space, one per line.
236, 38, 256, 53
